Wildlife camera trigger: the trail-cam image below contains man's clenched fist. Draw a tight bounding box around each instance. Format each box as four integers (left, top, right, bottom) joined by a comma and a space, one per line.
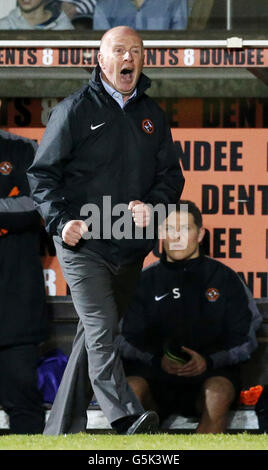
128, 200, 151, 228
62, 220, 88, 246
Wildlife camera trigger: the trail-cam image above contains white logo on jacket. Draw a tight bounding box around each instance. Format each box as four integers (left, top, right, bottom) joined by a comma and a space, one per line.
154, 288, 181, 301
90, 122, 105, 130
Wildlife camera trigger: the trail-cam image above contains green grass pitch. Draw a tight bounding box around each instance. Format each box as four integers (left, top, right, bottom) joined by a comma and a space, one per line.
0, 432, 268, 451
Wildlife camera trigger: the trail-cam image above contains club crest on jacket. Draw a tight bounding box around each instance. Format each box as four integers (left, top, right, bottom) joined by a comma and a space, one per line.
205, 287, 220, 302
0, 161, 13, 175
142, 119, 154, 134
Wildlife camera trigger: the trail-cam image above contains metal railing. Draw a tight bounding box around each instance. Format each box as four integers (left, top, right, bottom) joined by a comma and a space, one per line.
226, 0, 233, 30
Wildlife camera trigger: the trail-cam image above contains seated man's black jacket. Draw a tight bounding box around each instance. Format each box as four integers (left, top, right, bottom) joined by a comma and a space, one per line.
119, 254, 258, 373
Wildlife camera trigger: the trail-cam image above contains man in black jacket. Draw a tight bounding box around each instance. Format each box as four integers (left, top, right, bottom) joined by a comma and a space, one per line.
27, 26, 184, 435
119, 200, 261, 433
0, 130, 47, 434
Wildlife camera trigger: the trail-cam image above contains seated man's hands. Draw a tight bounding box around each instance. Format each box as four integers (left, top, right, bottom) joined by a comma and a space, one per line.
161, 346, 207, 377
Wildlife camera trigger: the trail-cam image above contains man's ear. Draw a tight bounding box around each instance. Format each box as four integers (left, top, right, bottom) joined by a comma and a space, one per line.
198, 226, 206, 244
97, 52, 104, 69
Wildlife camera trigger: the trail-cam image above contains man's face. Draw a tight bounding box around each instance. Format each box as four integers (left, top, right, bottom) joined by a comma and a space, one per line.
161, 211, 205, 262
98, 27, 144, 97
18, 0, 46, 13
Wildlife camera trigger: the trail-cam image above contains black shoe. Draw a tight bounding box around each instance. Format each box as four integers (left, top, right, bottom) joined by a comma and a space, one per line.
126, 411, 159, 435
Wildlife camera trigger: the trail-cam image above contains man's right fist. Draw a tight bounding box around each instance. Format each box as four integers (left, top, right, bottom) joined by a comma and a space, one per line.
62, 220, 88, 246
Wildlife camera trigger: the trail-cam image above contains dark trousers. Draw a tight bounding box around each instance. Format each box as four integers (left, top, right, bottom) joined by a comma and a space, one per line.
0, 344, 45, 434
44, 244, 144, 435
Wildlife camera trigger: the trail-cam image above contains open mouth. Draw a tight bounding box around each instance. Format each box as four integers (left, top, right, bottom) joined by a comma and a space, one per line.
121, 68, 133, 75
120, 68, 134, 84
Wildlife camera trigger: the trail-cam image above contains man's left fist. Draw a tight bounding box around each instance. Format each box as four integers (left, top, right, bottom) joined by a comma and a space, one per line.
128, 200, 151, 228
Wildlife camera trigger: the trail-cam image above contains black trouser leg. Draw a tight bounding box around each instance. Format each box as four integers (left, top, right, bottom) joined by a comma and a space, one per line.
0, 344, 45, 434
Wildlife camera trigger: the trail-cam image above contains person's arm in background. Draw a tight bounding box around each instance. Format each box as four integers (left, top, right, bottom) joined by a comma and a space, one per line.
0, 194, 40, 235
0, 140, 40, 235
92, 1, 112, 30
170, 0, 189, 29
187, 0, 214, 30
206, 270, 254, 369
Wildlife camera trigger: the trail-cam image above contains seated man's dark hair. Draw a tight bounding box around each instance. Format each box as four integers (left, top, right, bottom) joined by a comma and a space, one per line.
175, 200, 203, 229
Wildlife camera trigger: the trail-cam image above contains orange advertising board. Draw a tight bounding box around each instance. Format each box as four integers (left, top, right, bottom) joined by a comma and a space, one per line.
4, 126, 267, 298
0, 47, 268, 68
171, 129, 267, 298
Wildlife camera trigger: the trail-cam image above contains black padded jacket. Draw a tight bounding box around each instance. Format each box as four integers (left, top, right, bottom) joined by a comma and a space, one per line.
27, 66, 184, 265
119, 255, 261, 371
0, 130, 47, 346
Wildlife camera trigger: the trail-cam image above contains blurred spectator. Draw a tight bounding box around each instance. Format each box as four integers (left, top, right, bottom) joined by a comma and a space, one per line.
187, 0, 215, 31
58, 0, 96, 29
93, 0, 190, 30
0, 1, 17, 20
0, 129, 48, 434
0, 0, 74, 30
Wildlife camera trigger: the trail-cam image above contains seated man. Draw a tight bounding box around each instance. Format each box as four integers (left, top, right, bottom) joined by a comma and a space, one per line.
0, 0, 73, 30
58, 0, 96, 29
93, 0, 190, 31
118, 200, 261, 433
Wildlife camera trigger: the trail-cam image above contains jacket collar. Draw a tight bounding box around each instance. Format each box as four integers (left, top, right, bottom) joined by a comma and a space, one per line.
160, 251, 204, 271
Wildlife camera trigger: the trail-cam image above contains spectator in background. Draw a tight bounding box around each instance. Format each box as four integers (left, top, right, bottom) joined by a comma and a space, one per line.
93, 0, 190, 30
118, 200, 261, 433
0, 129, 48, 434
58, 0, 96, 29
0, 0, 74, 30
187, 0, 215, 31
